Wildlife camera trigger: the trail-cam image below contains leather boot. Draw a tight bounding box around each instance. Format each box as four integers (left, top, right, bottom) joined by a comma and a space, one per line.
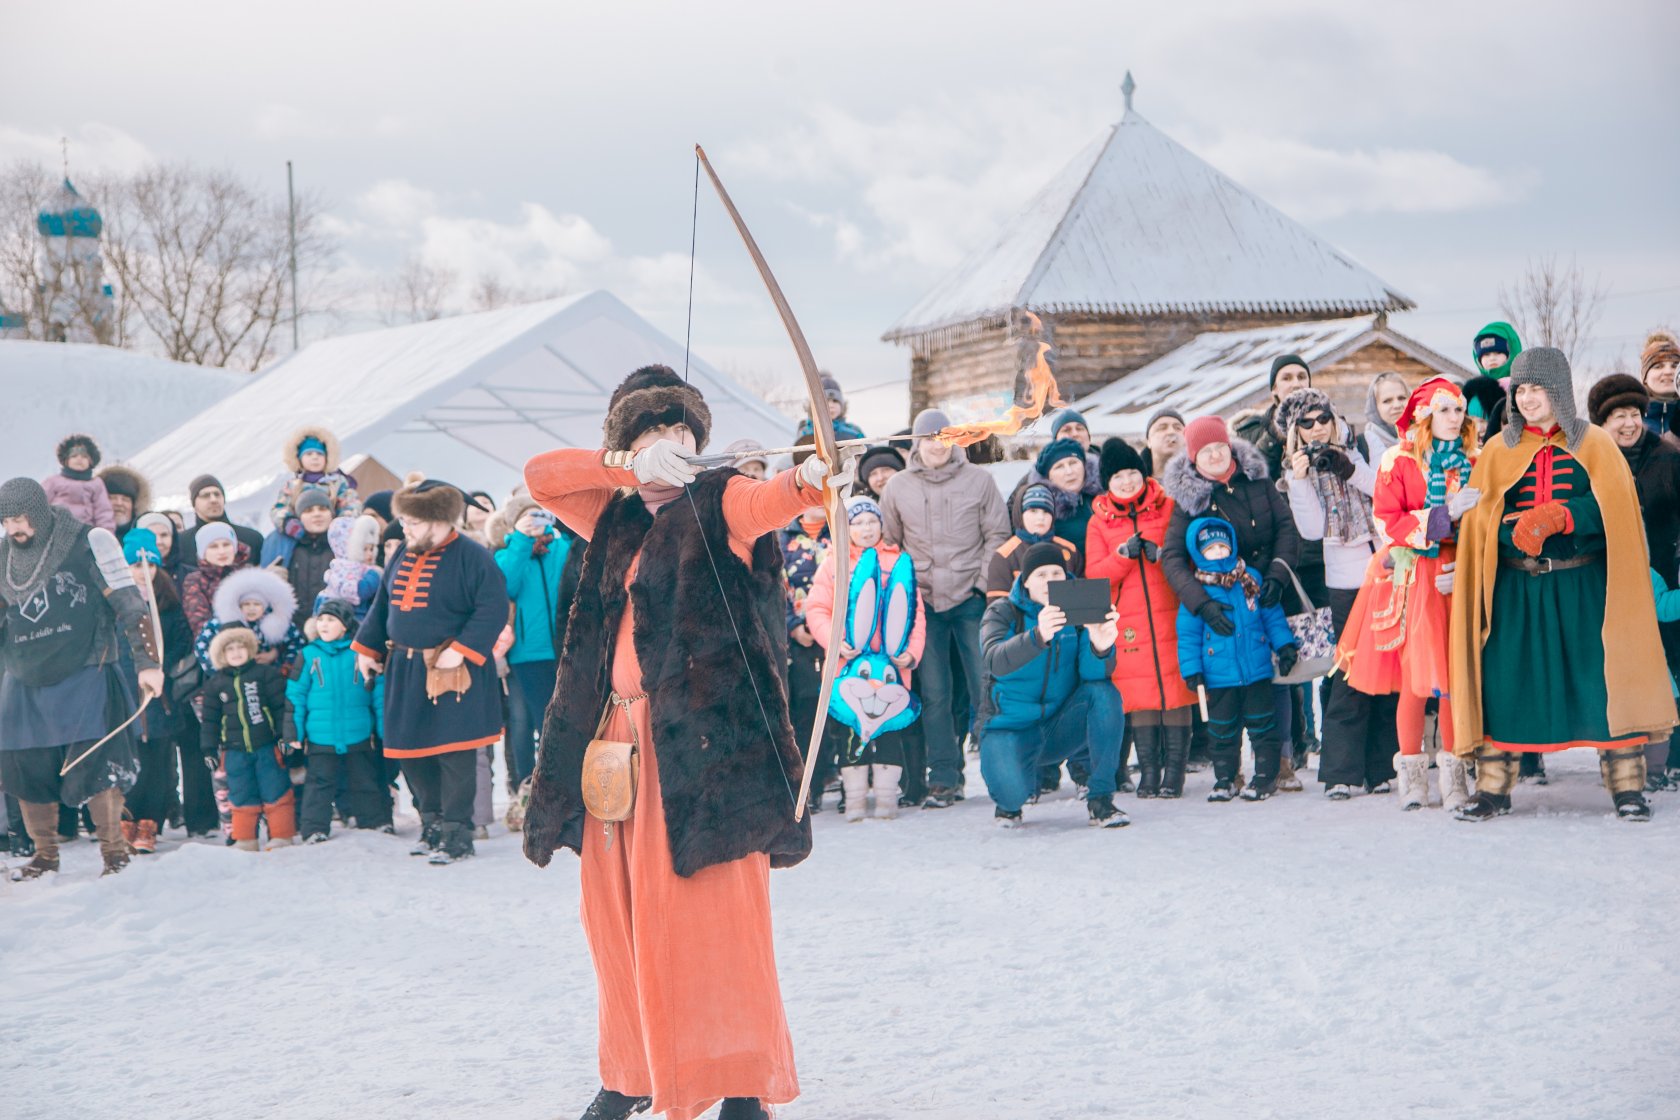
718, 1099, 770, 1120
1158, 724, 1189, 798
87, 788, 130, 875
1134, 724, 1163, 798
14, 801, 61, 879
576, 1087, 651, 1120
133, 820, 159, 854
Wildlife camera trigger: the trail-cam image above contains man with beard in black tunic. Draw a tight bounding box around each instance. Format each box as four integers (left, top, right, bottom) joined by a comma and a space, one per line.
0, 478, 162, 879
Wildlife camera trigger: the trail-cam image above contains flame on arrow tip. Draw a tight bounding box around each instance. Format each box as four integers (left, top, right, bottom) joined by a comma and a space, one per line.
933, 312, 1065, 447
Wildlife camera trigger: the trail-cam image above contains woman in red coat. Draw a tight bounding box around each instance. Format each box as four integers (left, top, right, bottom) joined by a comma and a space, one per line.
1337, 378, 1480, 811
1087, 439, 1198, 796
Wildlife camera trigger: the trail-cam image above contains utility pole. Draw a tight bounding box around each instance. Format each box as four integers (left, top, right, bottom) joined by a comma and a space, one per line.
286, 160, 300, 351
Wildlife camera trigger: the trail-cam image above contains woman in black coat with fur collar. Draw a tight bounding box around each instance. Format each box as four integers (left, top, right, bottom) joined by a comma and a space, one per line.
1160, 417, 1301, 629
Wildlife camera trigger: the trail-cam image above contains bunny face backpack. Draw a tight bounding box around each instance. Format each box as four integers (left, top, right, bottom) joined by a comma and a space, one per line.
832, 547, 921, 743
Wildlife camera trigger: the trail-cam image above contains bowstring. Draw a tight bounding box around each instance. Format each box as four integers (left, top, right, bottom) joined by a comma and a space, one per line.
680, 151, 799, 813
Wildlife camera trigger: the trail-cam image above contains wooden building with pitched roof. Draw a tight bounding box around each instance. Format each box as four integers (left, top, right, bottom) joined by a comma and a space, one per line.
883, 76, 1465, 425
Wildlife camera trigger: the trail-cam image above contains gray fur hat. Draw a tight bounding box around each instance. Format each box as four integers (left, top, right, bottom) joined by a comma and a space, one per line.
1504, 347, 1585, 450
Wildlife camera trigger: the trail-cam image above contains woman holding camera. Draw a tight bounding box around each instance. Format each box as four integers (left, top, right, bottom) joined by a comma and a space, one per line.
1274, 388, 1394, 800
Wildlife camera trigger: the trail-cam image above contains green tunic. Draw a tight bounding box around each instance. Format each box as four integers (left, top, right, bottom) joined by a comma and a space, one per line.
1481, 448, 1645, 749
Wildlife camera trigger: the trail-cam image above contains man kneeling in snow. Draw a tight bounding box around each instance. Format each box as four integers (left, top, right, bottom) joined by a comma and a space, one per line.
978, 542, 1127, 829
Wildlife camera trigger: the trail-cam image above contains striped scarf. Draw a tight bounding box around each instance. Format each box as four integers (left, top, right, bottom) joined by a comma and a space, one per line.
1420, 438, 1472, 558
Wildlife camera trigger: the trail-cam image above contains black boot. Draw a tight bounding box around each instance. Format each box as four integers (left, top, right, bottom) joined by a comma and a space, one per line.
428, 823, 475, 865
1614, 791, 1652, 821
1133, 725, 1162, 798
576, 1087, 651, 1120
1454, 791, 1512, 822
1243, 741, 1281, 800
409, 813, 442, 856
718, 1099, 770, 1120
1159, 725, 1190, 798
57, 803, 78, 842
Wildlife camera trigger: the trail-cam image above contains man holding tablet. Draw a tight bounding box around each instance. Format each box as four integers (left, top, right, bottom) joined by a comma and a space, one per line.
976, 542, 1126, 829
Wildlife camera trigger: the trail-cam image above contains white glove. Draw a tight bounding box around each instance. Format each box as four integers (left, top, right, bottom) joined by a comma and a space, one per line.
1447, 486, 1481, 519
797, 454, 830, 491
1435, 561, 1456, 595
630, 440, 697, 487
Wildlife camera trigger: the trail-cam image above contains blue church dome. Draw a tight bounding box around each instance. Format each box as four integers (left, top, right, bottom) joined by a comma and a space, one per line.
37, 178, 103, 239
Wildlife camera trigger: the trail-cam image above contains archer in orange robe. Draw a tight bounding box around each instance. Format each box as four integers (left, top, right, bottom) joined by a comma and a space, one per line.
526, 448, 817, 1120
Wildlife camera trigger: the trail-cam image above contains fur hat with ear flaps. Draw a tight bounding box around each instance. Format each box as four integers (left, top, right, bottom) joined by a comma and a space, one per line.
56, 434, 101, 470
1503, 346, 1586, 450
208, 626, 261, 671
390, 471, 489, 525
603, 365, 711, 453
97, 464, 151, 513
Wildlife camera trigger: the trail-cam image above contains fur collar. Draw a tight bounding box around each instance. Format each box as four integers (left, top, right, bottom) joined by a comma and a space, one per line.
1159, 438, 1269, 516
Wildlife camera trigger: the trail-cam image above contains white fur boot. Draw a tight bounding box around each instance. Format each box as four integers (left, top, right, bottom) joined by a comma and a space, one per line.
1399, 753, 1430, 810
871, 765, 902, 820
841, 766, 870, 823
1438, 751, 1470, 811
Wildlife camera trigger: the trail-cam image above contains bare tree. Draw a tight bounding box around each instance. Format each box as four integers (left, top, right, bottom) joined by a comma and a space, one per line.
377, 254, 458, 325
98, 163, 336, 370
0, 162, 127, 345
467, 271, 564, 313
1497, 255, 1608, 367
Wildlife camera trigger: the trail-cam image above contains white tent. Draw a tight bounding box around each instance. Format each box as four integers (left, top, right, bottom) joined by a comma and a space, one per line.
130, 290, 796, 523
0, 340, 245, 483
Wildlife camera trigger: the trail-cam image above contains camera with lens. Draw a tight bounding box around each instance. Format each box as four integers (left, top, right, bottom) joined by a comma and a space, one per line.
1303, 441, 1338, 472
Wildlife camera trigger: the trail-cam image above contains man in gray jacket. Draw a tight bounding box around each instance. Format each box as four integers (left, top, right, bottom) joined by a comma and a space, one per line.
880, 409, 1010, 806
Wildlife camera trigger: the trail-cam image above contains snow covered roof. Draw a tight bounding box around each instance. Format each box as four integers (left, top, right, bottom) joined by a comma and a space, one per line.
1073, 316, 1467, 439
130, 290, 797, 521
885, 111, 1412, 348
0, 340, 245, 482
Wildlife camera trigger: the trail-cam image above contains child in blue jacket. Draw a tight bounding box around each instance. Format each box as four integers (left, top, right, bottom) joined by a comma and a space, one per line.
1176, 517, 1298, 802
284, 598, 385, 841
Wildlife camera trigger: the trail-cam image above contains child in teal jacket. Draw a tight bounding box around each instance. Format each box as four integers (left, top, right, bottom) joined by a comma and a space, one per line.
285, 598, 385, 841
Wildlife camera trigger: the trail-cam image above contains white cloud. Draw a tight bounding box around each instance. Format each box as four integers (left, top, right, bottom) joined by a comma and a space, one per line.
730, 96, 1524, 272
341, 178, 748, 322
1192, 134, 1528, 222
254, 103, 414, 141
0, 121, 155, 175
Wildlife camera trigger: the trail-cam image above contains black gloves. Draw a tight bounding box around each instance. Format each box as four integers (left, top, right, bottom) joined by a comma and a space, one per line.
1116, 534, 1161, 563
1259, 577, 1285, 608
1196, 600, 1236, 637
1319, 447, 1356, 481
1275, 645, 1299, 676
1183, 673, 1205, 693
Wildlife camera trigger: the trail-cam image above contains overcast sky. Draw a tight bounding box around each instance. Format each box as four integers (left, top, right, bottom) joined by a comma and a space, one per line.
4, 0, 1676, 431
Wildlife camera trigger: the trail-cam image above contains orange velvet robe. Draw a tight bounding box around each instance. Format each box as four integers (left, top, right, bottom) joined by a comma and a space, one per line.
526, 449, 819, 1120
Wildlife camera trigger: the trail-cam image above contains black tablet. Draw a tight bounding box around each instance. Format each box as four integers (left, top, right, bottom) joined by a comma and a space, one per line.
1047, 578, 1112, 627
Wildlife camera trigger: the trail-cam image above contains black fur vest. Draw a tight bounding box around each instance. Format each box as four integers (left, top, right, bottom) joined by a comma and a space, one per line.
531, 469, 809, 877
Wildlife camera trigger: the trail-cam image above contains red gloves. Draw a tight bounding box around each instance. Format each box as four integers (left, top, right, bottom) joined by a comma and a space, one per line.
1510, 502, 1571, 558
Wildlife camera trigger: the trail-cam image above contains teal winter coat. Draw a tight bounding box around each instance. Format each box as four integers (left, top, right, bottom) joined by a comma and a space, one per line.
496, 526, 573, 664
979, 579, 1116, 731
283, 636, 384, 753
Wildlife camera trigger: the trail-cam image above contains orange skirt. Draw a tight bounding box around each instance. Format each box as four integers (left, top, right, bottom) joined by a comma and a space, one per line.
578, 605, 798, 1120
1339, 545, 1454, 701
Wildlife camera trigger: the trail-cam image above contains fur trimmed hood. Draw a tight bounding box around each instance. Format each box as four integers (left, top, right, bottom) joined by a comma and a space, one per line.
211, 566, 297, 645
283, 425, 341, 473
208, 625, 261, 670
97, 463, 152, 515
55, 433, 101, 470
1159, 438, 1270, 516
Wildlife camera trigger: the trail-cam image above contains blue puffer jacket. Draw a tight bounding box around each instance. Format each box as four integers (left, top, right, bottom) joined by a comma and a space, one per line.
283, 636, 384, 753
979, 579, 1116, 731
1175, 517, 1296, 689
496, 526, 573, 664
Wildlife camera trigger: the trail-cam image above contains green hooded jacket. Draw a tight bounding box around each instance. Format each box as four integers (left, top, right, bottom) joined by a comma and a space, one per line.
1471, 321, 1523, 377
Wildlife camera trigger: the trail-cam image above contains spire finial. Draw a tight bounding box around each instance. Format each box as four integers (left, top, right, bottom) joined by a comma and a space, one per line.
61, 136, 69, 181
1121, 71, 1136, 114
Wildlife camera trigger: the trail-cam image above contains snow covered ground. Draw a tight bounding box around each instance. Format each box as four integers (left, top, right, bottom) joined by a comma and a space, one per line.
4, 748, 1677, 1120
